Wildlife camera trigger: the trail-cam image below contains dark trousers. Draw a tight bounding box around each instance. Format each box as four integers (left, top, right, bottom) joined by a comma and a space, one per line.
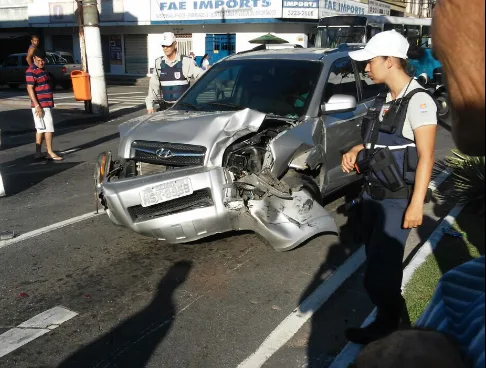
360, 193, 411, 314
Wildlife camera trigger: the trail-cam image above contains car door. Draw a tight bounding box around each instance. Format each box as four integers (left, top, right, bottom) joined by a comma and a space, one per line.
321, 57, 368, 193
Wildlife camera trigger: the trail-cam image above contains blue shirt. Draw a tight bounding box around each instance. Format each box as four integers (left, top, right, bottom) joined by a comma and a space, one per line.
416, 256, 485, 368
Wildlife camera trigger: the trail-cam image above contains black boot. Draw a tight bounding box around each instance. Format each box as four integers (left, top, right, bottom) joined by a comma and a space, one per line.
345, 307, 402, 345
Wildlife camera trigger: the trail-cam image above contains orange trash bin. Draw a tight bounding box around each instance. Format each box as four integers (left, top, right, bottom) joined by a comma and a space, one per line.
71, 70, 92, 101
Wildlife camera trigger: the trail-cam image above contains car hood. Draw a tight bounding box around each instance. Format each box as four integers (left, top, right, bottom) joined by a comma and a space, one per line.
117, 108, 267, 166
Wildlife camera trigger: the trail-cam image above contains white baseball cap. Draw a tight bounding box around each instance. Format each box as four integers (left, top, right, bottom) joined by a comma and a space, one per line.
160, 32, 176, 47
349, 30, 410, 61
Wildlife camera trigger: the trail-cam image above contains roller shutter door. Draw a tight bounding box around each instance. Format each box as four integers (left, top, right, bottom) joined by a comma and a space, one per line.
124, 34, 148, 75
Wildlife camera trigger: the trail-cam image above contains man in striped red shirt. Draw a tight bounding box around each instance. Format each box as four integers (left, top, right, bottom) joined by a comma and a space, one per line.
25, 48, 63, 161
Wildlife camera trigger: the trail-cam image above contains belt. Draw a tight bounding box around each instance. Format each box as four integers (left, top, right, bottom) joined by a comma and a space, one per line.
365, 180, 412, 200
365, 143, 416, 150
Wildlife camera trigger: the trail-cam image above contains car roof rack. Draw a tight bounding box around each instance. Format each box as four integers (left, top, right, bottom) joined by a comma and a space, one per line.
337, 43, 366, 51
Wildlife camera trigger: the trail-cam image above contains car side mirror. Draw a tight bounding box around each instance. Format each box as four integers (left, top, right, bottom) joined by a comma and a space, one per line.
321, 94, 357, 114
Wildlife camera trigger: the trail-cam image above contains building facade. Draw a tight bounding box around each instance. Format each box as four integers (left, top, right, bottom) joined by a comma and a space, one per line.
0, 0, 407, 76
405, 0, 434, 18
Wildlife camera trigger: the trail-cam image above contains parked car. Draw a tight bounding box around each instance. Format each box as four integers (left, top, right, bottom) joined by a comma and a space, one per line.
0, 51, 81, 90
95, 45, 383, 252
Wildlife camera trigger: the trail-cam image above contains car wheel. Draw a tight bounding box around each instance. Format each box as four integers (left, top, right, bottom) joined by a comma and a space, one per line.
436, 93, 450, 119
8, 83, 19, 89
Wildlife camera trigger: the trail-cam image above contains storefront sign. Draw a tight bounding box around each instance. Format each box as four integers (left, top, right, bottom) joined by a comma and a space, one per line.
282, 0, 318, 19
319, 0, 368, 18
150, 0, 282, 22
368, 0, 390, 15
109, 35, 123, 65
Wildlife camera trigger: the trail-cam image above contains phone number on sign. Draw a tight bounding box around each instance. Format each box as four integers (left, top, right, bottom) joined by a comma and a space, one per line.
284, 10, 316, 17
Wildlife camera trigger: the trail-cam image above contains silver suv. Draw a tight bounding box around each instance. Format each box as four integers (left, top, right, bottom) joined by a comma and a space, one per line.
95, 46, 384, 251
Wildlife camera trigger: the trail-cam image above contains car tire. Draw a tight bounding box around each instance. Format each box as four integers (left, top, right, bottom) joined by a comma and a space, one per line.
436, 93, 450, 119
8, 83, 19, 89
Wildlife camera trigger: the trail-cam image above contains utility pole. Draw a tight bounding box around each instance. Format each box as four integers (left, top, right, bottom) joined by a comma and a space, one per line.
81, 0, 109, 117
76, 0, 91, 113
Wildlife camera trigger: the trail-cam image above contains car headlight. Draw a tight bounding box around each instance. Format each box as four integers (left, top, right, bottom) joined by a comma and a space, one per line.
94, 151, 112, 188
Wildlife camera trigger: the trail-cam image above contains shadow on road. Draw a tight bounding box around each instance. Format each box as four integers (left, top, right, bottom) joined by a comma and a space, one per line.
300, 192, 418, 367
0, 130, 121, 197
0, 105, 145, 151
301, 187, 484, 367
58, 260, 193, 368
1, 160, 83, 196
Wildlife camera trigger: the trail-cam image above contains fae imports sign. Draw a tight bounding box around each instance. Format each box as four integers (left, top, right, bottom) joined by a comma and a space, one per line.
150, 0, 283, 22
319, 0, 368, 18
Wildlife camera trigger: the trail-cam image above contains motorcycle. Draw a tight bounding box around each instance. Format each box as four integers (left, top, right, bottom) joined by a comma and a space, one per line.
416, 67, 450, 119
408, 47, 451, 119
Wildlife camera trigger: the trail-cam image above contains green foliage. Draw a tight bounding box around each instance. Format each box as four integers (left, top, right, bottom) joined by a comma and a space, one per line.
434, 149, 485, 213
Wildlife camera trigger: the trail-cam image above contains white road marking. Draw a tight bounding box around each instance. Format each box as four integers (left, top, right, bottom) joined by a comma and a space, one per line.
0, 306, 78, 358
329, 203, 464, 368
0, 212, 102, 250
107, 91, 146, 95
237, 246, 366, 368
109, 105, 138, 113
109, 98, 145, 103
236, 169, 452, 368
52, 95, 79, 100
58, 147, 81, 155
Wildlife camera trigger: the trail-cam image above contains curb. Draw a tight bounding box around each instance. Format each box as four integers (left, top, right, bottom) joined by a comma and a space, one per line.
0, 114, 103, 138
0, 105, 144, 138
235, 170, 453, 368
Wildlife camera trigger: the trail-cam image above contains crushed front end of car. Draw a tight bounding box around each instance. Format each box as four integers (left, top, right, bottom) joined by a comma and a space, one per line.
95, 108, 337, 251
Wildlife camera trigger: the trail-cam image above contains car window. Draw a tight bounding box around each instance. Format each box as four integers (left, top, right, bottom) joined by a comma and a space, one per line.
323, 57, 358, 103
45, 54, 57, 64
60, 54, 75, 64
175, 59, 322, 119
5, 56, 19, 67
356, 61, 387, 101
195, 65, 240, 106
21, 57, 29, 67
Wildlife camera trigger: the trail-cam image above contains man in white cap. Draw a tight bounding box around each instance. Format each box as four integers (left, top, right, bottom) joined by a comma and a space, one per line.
341, 30, 438, 344
145, 32, 204, 113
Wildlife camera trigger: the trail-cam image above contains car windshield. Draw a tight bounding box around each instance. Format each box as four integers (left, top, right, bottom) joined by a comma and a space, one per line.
172, 59, 323, 119
316, 26, 365, 48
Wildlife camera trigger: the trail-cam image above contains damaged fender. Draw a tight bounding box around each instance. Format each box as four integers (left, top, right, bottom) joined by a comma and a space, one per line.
234, 188, 338, 252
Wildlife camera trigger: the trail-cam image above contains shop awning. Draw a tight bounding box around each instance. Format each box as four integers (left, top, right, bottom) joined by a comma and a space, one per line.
248, 33, 289, 45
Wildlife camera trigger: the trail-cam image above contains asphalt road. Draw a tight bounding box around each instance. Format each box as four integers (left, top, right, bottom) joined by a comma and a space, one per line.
0, 85, 147, 110
0, 104, 456, 368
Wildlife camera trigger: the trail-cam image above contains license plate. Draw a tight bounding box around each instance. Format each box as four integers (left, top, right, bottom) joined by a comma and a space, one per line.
140, 178, 193, 207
